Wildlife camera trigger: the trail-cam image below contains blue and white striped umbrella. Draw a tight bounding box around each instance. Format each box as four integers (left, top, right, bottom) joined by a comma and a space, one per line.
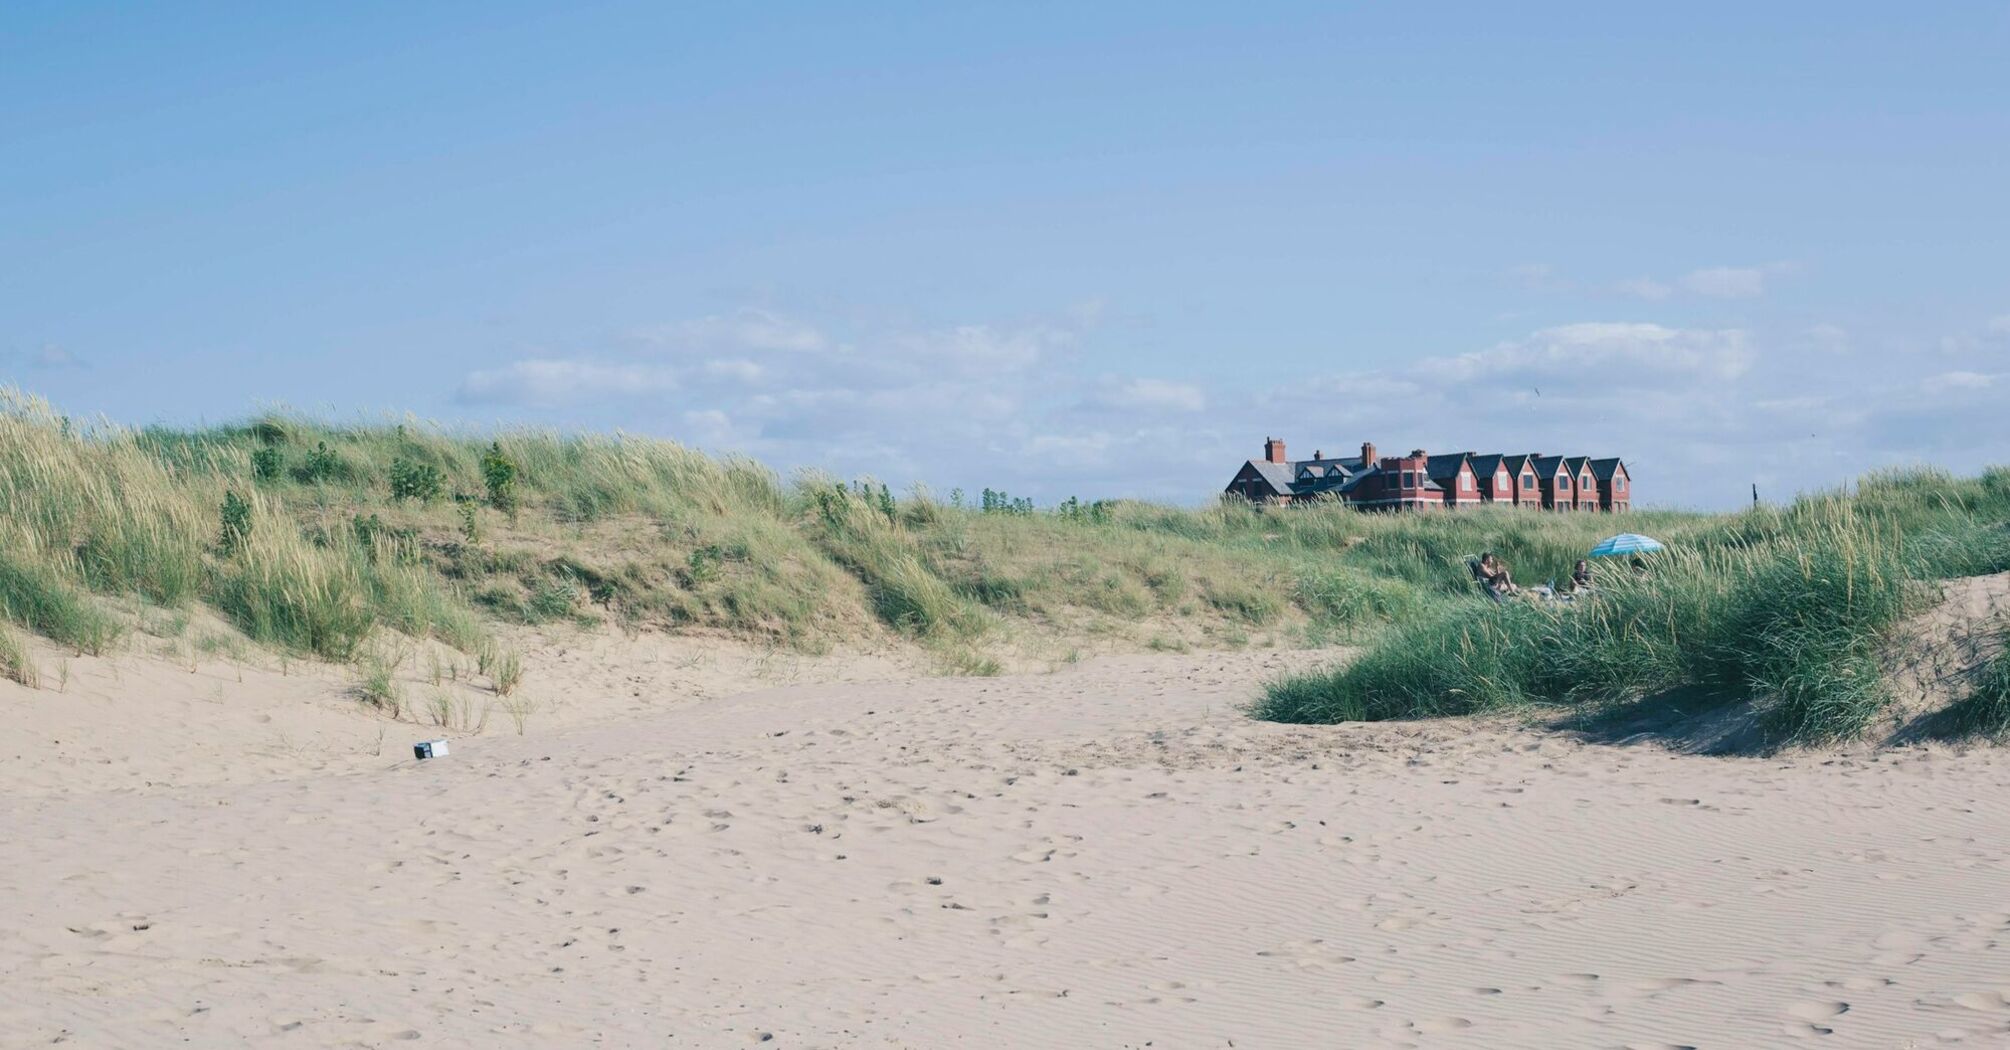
1588, 533, 1664, 558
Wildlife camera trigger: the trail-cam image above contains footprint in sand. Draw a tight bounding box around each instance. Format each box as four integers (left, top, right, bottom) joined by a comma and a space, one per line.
1953, 990, 2010, 1012
1787, 1001, 1849, 1022
1408, 1016, 1472, 1032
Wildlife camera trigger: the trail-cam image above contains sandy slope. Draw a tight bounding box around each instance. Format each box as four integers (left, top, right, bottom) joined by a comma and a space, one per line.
5, 648, 2010, 1048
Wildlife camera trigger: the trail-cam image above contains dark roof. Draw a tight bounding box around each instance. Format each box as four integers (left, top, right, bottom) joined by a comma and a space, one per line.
1244, 460, 1296, 494
1230, 447, 1625, 500
1338, 467, 1378, 493
1424, 452, 1470, 481
1232, 452, 1374, 498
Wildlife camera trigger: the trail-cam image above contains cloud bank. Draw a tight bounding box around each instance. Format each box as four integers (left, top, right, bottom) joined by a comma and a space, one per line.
452, 307, 2010, 509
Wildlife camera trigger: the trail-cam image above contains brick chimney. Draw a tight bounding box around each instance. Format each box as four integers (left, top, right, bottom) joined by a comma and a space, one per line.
1360, 441, 1376, 467
1264, 437, 1287, 464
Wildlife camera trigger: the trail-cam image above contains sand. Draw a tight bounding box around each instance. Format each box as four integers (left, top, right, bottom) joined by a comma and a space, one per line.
5, 643, 2010, 1048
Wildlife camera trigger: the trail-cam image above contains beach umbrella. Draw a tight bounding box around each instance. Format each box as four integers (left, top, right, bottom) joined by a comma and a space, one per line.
1588, 533, 1665, 558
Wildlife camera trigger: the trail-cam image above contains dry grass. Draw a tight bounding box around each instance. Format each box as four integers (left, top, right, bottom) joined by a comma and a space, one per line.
7, 386, 2007, 741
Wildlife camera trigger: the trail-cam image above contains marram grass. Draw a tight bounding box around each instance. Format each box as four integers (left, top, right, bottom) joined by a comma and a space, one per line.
1258, 483, 2010, 748
5, 387, 2007, 728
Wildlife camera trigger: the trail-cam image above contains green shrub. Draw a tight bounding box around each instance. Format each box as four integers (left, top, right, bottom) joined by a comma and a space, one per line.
218, 490, 253, 555
481, 442, 519, 515
456, 497, 482, 542
293, 441, 346, 483
250, 446, 283, 482
389, 458, 446, 502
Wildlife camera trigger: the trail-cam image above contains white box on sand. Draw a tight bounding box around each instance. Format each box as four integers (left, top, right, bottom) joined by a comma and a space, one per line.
413, 739, 450, 760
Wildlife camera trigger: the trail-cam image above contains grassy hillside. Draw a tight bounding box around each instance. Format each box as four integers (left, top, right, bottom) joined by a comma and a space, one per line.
5, 387, 2007, 747
1259, 468, 2010, 746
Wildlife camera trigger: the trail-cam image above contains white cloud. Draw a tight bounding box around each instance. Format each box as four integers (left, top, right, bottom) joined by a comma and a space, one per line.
1679, 266, 1769, 299
631, 310, 828, 353
1507, 263, 1568, 291
702, 358, 766, 383
889, 323, 1063, 377
1613, 277, 1672, 301
1805, 324, 1849, 353
1419, 322, 1753, 388
1515, 263, 1793, 301
457, 359, 679, 406
1097, 378, 1205, 413
446, 307, 2010, 510
1920, 370, 1996, 395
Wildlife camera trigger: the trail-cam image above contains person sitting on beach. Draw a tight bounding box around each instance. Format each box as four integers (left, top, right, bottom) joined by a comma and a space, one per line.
1476, 552, 1517, 602
1571, 558, 1594, 592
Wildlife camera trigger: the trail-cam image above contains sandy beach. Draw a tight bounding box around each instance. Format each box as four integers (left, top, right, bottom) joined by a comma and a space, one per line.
5, 645, 2010, 1048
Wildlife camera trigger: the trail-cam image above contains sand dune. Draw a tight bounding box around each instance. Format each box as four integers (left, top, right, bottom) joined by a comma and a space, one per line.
6, 646, 2010, 1047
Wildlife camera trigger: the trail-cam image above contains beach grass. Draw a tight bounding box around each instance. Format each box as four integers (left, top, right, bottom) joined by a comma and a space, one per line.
6, 387, 2007, 727
1257, 470, 2010, 747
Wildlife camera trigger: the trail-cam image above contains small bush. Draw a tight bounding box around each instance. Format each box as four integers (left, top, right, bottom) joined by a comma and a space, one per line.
293, 441, 346, 484
481, 442, 519, 516
250, 446, 283, 482
456, 497, 482, 543
218, 490, 253, 555
389, 458, 446, 503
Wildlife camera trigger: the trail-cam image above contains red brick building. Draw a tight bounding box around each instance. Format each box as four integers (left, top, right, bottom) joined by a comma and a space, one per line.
1225, 438, 1631, 511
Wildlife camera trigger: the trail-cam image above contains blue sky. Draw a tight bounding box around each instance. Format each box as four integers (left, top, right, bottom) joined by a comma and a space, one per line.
4, 3, 2007, 508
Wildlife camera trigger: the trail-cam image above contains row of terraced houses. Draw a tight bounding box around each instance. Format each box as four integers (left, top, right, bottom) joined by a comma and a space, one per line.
1225, 438, 1632, 511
